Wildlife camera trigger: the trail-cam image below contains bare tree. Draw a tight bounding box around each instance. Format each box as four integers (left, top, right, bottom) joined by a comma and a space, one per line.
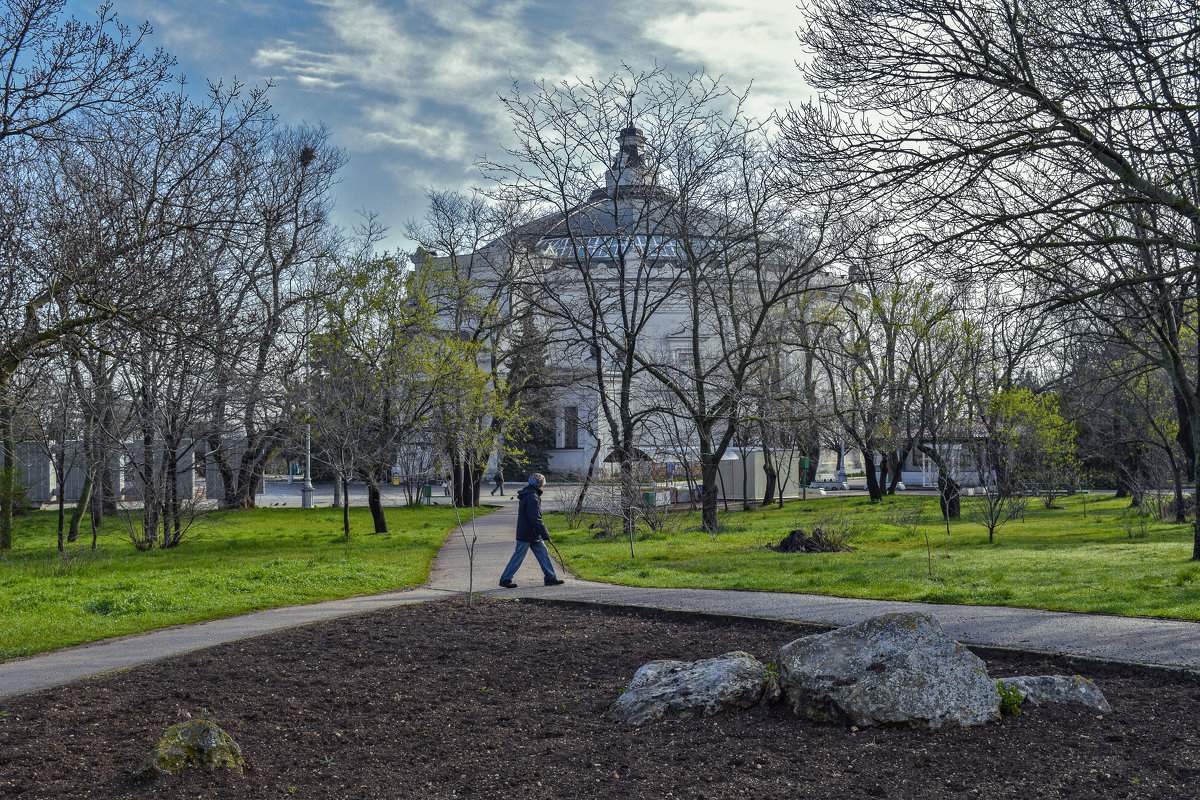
202, 124, 345, 511
786, 0, 1200, 557
0, 0, 179, 549
966, 488, 1028, 545
311, 254, 446, 534
406, 189, 535, 508
482, 67, 846, 539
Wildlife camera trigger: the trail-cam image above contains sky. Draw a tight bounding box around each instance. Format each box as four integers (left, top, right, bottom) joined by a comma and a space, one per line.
68, 0, 812, 255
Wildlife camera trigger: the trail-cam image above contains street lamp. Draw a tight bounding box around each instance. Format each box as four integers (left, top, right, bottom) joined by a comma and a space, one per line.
301, 301, 315, 509
302, 421, 314, 508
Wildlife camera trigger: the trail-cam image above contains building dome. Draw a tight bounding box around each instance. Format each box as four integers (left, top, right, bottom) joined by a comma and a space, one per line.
513, 126, 729, 264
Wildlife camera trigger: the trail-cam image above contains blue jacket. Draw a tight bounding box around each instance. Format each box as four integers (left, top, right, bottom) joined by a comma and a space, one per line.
515, 485, 550, 542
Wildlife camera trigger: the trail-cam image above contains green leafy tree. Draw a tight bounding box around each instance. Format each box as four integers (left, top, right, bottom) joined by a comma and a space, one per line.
501, 316, 555, 477
985, 388, 1079, 508
310, 256, 445, 540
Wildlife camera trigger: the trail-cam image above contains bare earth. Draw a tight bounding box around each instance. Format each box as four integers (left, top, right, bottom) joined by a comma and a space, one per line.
1, 598, 1198, 799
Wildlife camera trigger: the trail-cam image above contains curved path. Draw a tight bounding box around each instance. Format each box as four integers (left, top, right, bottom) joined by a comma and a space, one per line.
3, 498, 1198, 700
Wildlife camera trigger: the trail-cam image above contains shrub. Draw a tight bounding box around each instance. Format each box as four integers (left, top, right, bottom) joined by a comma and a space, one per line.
998, 681, 1023, 716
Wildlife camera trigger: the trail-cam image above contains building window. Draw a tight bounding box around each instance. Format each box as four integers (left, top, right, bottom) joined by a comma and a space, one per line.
564, 406, 579, 449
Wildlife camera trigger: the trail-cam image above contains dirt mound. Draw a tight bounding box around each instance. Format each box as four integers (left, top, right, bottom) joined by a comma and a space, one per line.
770, 527, 855, 553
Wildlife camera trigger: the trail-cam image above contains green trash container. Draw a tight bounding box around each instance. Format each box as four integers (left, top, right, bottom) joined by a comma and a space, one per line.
642, 491, 656, 507
422, 484, 433, 504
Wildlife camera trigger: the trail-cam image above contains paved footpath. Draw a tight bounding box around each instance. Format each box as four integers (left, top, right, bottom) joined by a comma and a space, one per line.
3, 497, 1199, 701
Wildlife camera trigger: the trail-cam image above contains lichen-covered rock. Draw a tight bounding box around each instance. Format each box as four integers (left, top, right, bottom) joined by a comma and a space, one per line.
776, 613, 1000, 728
605, 651, 774, 725
134, 719, 244, 780
998, 675, 1112, 712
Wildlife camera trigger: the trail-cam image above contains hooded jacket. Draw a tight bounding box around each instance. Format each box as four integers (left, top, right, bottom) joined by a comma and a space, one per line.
515, 484, 550, 543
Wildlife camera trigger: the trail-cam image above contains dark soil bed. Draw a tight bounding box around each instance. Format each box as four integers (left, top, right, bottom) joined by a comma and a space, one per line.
2, 598, 1199, 799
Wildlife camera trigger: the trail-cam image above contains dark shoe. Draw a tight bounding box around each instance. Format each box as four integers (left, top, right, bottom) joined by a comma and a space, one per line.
499, 579, 518, 588
544, 578, 565, 586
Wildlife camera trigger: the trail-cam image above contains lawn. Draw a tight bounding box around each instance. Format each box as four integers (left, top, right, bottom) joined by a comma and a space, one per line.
552, 493, 1200, 620
0, 504, 485, 661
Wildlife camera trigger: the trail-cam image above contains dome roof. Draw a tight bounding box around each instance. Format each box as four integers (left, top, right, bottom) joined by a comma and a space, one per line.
504, 127, 732, 261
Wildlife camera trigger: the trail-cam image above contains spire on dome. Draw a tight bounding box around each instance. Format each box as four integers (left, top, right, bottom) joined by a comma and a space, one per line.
603, 124, 654, 196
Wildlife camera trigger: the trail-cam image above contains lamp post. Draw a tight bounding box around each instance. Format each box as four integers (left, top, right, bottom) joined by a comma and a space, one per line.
301, 421, 314, 508
301, 299, 315, 509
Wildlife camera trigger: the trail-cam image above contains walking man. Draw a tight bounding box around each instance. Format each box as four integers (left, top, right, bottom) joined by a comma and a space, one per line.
490, 467, 505, 496
499, 473, 564, 588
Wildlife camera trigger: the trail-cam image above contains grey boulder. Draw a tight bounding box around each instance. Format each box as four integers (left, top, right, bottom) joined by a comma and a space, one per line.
605, 650, 777, 725
776, 612, 1000, 728
999, 675, 1112, 712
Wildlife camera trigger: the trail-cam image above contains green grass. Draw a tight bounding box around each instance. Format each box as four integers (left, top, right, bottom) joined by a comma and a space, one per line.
0, 504, 486, 661
552, 494, 1200, 620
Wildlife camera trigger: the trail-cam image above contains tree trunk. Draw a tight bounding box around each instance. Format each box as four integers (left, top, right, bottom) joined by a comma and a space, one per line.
1169, 452, 1186, 524
451, 461, 483, 508
1191, 427, 1200, 560
864, 450, 883, 501
806, 445, 820, 486
572, 444, 601, 517
161, 444, 182, 548
140, 428, 158, 550
700, 447, 720, 533
887, 449, 907, 494
342, 476, 351, 543
207, 435, 237, 510
918, 444, 961, 520
761, 458, 778, 509
938, 474, 961, 520
367, 479, 388, 533
1174, 383, 1196, 481
56, 464, 66, 554
68, 465, 94, 544
620, 455, 637, 556
98, 404, 117, 518
740, 449, 752, 511
0, 379, 14, 551
1114, 464, 1131, 498
234, 454, 263, 510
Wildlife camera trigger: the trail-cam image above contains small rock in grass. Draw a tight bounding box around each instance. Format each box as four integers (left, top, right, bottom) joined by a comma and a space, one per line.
134, 719, 244, 780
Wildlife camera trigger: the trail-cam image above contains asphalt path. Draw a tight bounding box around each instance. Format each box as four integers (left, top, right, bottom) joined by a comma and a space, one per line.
2, 492, 1197, 701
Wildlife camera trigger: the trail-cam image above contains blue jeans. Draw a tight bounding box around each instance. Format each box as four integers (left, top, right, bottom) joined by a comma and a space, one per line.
500, 540, 557, 583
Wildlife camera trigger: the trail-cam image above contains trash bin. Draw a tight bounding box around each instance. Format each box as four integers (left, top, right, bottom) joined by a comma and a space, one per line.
422, 484, 433, 503
642, 491, 656, 507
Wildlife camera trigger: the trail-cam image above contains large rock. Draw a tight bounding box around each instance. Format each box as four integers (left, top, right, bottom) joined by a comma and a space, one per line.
605, 650, 778, 725
134, 719, 244, 780
776, 613, 999, 728
999, 675, 1112, 712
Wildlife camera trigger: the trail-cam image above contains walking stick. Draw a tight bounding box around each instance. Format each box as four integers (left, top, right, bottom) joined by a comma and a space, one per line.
546, 536, 566, 566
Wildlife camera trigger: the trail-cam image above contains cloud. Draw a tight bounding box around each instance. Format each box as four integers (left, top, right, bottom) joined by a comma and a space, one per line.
249, 0, 622, 166
637, 0, 810, 117
109, 0, 814, 252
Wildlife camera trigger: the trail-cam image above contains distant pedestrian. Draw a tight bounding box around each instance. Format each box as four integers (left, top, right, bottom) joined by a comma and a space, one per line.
499, 473, 564, 588
490, 468, 505, 496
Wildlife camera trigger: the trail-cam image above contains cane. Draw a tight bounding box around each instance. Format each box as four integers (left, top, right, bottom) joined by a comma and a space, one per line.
546, 536, 566, 569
